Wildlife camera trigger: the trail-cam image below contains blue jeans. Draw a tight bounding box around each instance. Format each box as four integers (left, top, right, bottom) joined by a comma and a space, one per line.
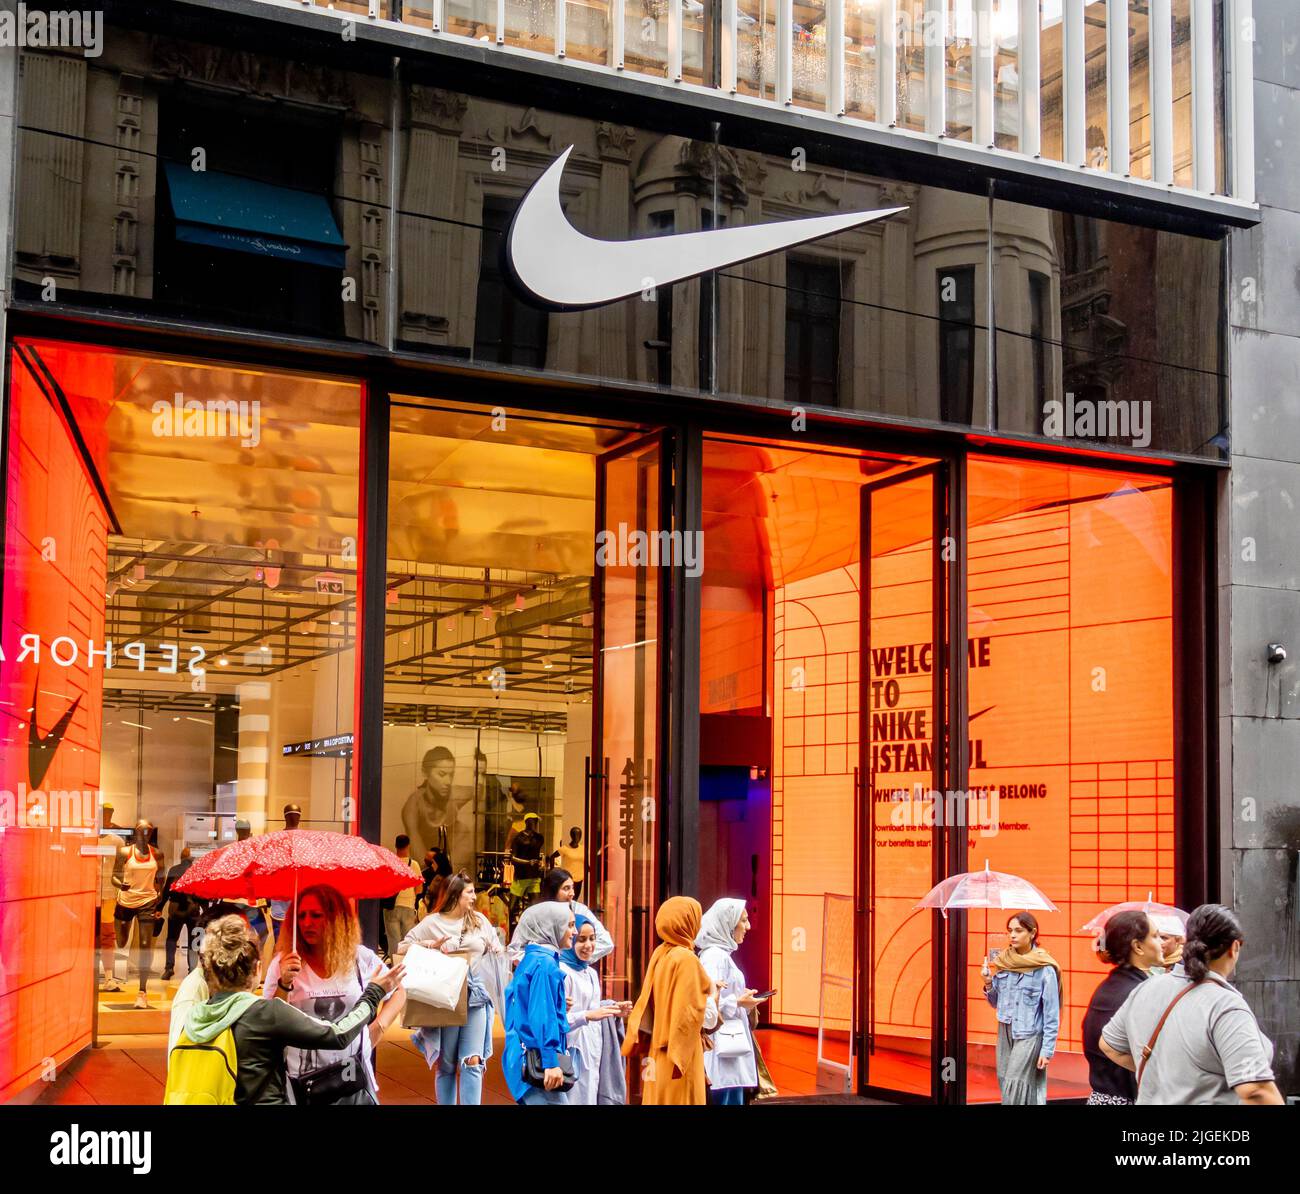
709, 1087, 745, 1106
436, 1004, 490, 1105
518, 1084, 570, 1105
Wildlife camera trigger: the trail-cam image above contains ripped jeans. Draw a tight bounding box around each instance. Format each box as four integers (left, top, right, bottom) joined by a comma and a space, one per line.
436, 1003, 491, 1105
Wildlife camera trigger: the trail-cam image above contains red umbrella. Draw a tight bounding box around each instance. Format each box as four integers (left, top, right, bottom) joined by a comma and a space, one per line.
175, 829, 421, 951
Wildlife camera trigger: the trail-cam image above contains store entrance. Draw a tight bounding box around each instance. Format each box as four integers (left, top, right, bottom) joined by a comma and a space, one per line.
859, 465, 948, 1100
697, 436, 950, 1102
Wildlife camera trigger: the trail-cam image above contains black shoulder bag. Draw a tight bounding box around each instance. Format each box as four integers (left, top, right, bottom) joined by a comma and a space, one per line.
524, 1048, 576, 1091
523, 960, 576, 1092
289, 961, 373, 1105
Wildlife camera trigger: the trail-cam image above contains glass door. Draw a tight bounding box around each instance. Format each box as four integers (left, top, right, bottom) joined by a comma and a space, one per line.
858, 464, 948, 1101
591, 432, 671, 1003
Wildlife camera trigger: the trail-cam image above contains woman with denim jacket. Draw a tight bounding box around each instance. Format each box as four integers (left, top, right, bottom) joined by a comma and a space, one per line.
982, 911, 1061, 1105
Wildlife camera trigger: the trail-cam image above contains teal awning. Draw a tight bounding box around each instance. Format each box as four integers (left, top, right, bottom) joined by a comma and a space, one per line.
163, 162, 346, 269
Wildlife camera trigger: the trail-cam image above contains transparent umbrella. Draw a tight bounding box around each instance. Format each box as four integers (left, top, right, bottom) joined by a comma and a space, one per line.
915, 860, 1058, 962
915, 860, 1058, 917
1079, 894, 1189, 939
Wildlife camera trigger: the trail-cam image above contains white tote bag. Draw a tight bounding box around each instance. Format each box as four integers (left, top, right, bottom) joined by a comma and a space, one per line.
401, 943, 469, 1010
713, 1019, 752, 1059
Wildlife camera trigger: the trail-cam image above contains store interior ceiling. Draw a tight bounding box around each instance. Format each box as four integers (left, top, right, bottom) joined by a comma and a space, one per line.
74, 344, 653, 724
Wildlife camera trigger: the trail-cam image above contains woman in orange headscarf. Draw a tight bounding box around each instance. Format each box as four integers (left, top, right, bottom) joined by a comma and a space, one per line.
622, 896, 719, 1105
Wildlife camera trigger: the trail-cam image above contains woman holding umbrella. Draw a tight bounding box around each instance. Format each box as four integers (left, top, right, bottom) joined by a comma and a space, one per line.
982, 911, 1062, 1105
172, 824, 421, 1104
264, 884, 406, 1105
166, 914, 405, 1106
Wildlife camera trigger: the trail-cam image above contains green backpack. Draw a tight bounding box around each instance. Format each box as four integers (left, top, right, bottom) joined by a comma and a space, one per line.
164, 1027, 238, 1105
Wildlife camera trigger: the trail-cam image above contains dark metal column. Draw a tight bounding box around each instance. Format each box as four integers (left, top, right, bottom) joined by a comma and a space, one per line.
945, 452, 970, 1105
666, 424, 702, 897
355, 380, 391, 950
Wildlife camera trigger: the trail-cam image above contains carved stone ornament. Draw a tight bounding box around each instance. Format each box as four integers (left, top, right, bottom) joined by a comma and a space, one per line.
149, 36, 355, 109
409, 85, 469, 132
678, 139, 747, 205
596, 122, 636, 162
504, 107, 556, 152
784, 172, 841, 209
879, 181, 919, 207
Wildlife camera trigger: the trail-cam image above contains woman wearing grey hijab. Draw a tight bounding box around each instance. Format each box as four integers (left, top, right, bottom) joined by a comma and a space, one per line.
696, 898, 762, 1105
503, 902, 576, 1104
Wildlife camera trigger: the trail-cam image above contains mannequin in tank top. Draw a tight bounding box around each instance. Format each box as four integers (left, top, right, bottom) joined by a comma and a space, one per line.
111, 819, 164, 1008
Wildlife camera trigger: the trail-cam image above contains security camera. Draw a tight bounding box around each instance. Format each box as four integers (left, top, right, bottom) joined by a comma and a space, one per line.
1267, 643, 1287, 665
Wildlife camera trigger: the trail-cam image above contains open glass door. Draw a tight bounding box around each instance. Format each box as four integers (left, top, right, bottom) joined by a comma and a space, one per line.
858, 465, 948, 1101
591, 433, 670, 1004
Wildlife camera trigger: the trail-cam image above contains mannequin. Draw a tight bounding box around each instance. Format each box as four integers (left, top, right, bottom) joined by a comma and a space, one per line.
159, 847, 200, 981
269, 803, 302, 946
111, 819, 164, 1009
97, 802, 125, 992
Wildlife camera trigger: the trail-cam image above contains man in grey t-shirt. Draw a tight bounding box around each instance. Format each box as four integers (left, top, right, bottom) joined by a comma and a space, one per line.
1100, 965, 1276, 1105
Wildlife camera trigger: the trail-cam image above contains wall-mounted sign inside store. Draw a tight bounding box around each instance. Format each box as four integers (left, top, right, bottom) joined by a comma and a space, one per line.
507, 147, 907, 310
282, 733, 354, 758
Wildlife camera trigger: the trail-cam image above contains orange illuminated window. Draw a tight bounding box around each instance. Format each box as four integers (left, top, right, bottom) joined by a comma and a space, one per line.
964, 456, 1174, 1102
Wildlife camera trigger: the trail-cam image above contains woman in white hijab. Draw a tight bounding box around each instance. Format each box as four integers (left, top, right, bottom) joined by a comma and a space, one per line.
503, 902, 577, 1104
695, 898, 762, 1105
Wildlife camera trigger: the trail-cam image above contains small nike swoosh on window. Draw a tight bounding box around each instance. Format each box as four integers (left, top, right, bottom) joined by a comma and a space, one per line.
29, 677, 81, 789
507, 146, 907, 310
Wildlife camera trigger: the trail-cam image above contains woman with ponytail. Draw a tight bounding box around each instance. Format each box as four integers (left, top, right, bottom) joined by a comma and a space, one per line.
1081, 910, 1162, 1104
1099, 903, 1282, 1104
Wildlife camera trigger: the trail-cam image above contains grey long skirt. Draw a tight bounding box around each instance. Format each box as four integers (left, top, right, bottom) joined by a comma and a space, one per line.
996, 1022, 1047, 1105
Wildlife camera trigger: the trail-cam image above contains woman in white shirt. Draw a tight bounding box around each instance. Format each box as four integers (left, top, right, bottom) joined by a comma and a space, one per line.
560, 914, 632, 1104
399, 871, 506, 1105
696, 898, 763, 1106
263, 884, 405, 1104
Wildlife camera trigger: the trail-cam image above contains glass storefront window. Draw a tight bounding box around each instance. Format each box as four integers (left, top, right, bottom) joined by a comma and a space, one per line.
963, 456, 1174, 1101
383, 398, 664, 998
0, 339, 361, 1097
697, 435, 936, 1097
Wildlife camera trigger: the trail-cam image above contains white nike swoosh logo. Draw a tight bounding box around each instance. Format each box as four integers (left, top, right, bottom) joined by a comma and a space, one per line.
507, 146, 907, 310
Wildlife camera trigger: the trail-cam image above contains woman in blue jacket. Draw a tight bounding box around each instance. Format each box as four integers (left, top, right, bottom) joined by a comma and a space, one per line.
982, 910, 1061, 1104
504, 902, 576, 1105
